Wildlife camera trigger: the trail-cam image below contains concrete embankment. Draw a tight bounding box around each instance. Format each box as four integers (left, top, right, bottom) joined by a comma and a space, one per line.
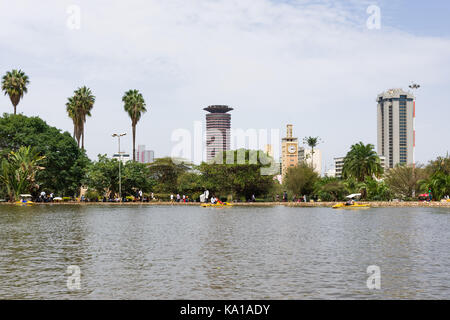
2, 201, 450, 207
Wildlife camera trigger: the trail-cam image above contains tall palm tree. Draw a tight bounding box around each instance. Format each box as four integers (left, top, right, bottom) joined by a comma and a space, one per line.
303, 136, 322, 169
66, 96, 80, 143
1, 69, 30, 115
122, 89, 147, 161
66, 86, 95, 149
342, 142, 383, 183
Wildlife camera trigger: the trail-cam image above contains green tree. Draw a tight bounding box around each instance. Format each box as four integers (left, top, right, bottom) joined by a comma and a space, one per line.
0, 146, 45, 201
425, 155, 450, 176
199, 149, 275, 200
177, 172, 204, 201
84, 155, 119, 197
303, 136, 322, 168
314, 177, 348, 201
284, 162, 318, 197
385, 164, 427, 200
121, 160, 156, 196
342, 142, 383, 183
365, 178, 392, 201
419, 154, 450, 201
85, 155, 156, 198
122, 89, 147, 161
148, 157, 191, 193
0, 114, 89, 196
342, 177, 366, 195
66, 86, 95, 149
1, 69, 29, 115
419, 172, 450, 201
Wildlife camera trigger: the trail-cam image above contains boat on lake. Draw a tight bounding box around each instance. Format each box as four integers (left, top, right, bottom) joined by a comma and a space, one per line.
15, 194, 34, 206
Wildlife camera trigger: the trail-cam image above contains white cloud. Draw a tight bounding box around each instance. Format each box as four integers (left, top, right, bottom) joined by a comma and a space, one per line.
1, 0, 449, 168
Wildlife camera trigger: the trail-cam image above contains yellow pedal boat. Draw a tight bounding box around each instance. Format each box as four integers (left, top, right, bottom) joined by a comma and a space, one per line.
201, 202, 233, 208
15, 194, 34, 206
332, 203, 370, 209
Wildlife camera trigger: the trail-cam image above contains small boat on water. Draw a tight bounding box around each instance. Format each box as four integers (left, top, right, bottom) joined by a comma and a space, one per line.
332, 203, 370, 209
15, 194, 34, 206
332, 193, 370, 209
201, 202, 233, 208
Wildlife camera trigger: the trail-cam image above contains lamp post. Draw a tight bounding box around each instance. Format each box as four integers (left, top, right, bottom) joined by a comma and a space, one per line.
112, 133, 126, 201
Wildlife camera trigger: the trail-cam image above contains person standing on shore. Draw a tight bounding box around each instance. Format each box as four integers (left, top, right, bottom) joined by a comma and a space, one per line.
176, 194, 180, 202
170, 194, 174, 202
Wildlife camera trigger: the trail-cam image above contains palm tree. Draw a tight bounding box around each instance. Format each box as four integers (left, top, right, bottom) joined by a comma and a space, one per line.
122, 89, 147, 161
0, 146, 45, 202
342, 142, 383, 183
66, 96, 80, 143
1, 69, 30, 115
303, 136, 322, 169
66, 86, 95, 149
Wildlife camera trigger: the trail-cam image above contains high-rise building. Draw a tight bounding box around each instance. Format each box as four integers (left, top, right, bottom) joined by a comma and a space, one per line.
334, 157, 345, 179
281, 124, 298, 176
135, 145, 155, 164
299, 147, 322, 174
204, 105, 233, 161
377, 89, 415, 168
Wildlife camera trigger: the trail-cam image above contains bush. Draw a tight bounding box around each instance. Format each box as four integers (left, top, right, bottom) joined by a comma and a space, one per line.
85, 189, 100, 201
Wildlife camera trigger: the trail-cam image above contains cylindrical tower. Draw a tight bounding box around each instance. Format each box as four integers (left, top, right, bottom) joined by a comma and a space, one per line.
204, 105, 233, 161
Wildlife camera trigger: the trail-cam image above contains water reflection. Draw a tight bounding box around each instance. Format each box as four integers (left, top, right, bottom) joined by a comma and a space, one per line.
0, 205, 449, 299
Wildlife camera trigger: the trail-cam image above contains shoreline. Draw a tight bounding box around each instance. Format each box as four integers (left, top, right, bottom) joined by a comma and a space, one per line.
2, 201, 450, 208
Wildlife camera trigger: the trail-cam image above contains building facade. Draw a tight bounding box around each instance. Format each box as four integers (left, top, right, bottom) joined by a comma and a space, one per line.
299, 147, 322, 175
377, 89, 415, 168
281, 124, 298, 176
204, 105, 233, 161
135, 145, 155, 164
112, 153, 130, 164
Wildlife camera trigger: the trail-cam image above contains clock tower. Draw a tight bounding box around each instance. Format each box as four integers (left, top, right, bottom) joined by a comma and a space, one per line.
281, 124, 299, 177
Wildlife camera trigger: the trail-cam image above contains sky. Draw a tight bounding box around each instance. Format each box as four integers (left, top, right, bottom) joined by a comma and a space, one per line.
1, 0, 449, 172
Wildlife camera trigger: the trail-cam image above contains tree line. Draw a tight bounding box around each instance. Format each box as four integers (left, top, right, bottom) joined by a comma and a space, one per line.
1, 69, 449, 202
2, 69, 147, 161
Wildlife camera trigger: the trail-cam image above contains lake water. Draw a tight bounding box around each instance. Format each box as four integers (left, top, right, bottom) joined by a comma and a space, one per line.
0, 204, 449, 299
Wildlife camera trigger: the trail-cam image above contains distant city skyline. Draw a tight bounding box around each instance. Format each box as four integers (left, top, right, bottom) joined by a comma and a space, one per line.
1, 1, 449, 169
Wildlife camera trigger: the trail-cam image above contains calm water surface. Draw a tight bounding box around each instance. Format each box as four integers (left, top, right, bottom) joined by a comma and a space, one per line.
0, 205, 449, 299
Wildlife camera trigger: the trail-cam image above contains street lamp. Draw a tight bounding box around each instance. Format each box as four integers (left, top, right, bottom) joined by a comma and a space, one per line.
112, 133, 126, 201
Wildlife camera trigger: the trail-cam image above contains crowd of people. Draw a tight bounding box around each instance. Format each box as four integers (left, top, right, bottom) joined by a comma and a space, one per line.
34, 191, 54, 202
